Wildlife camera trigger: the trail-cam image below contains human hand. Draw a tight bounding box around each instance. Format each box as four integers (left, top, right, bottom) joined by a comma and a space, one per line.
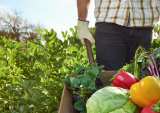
77, 20, 95, 44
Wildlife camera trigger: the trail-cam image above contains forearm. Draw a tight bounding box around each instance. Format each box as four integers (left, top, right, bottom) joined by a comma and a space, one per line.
77, 0, 90, 21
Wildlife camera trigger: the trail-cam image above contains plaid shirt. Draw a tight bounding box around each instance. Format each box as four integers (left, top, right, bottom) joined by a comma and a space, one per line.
94, 0, 160, 27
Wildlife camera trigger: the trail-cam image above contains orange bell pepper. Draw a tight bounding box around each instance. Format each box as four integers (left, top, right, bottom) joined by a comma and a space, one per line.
130, 76, 160, 107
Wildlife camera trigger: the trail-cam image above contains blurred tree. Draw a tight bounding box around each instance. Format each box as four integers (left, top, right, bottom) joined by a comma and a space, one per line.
0, 10, 37, 40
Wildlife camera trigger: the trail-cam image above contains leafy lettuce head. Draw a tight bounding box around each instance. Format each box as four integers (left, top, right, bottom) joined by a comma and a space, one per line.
86, 86, 138, 113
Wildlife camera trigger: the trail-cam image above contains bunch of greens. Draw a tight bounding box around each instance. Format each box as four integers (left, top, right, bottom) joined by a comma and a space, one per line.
152, 38, 160, 49
122, 47, 149, 79
122, 46, 160, 79
146, 48, 160, 77
64, 64, 103, 113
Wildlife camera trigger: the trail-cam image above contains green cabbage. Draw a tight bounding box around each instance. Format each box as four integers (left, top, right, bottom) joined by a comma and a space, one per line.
86, 87, 137, 113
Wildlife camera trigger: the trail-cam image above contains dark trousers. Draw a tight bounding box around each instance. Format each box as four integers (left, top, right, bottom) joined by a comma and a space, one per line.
95, 22, 153, 70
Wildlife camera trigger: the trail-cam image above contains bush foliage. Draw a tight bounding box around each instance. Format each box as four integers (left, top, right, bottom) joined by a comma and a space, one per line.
0, 28, 90, 113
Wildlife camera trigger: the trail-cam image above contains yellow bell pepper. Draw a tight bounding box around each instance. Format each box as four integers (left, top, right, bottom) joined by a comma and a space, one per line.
130, 76, 160, 107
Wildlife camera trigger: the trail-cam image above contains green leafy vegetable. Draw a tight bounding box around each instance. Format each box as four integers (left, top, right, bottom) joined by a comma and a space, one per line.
122, 47, 149, 79
152, 38, 160, 49
64, 64, 103, 113
86, 86, 138, 113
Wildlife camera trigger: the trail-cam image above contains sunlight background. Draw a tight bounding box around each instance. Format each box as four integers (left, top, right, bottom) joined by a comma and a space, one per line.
0, 0, 95, 37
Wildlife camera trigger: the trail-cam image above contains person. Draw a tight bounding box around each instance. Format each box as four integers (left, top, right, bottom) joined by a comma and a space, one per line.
77, 0, 160, 70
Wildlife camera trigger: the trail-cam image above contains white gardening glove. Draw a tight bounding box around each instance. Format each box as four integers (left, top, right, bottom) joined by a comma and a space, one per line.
77, 20, 95, 44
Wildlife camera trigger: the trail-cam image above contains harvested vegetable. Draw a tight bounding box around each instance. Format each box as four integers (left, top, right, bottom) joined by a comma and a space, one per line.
122, 47, 160, 79
147, 48, 160, 77
141, 101, 160, 113
112, 70, 138, 89
86, 86, 138, 113
64, 64, 102, 113
141, 104, 156, 113
130, 76, 160, 107
122, 47, 149, 79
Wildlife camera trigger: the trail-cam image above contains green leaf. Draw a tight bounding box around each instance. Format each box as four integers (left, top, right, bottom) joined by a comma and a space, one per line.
74, 99, 86, 112
153, 101, 160, 113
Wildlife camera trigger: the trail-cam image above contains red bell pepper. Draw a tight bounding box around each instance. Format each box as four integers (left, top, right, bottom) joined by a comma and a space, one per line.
141, 105, 156, 113
141, 102, 160, 113
112, 70, 138, 89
